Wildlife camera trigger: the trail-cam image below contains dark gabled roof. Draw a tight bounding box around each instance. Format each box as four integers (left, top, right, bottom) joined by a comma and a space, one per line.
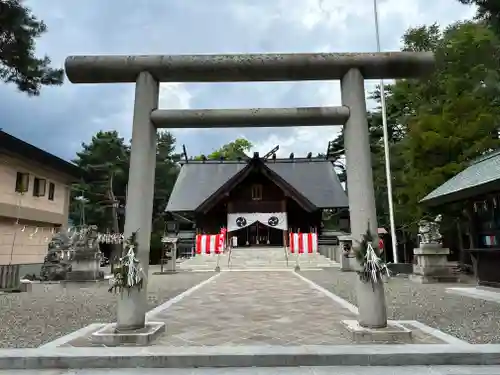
166, 162, 246, 212
166, 158, 348, 212
0, 130, 83, 180
266, 160, 347, 208
421, 149, 500, 206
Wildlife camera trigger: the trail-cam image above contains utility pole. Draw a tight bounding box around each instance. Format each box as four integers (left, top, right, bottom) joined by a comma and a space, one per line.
373, 0, 399, 263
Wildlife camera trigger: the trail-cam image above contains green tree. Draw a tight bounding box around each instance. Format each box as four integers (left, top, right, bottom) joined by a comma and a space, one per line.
70, 130, 180, 264
395, 21, 500, 227
153, 131, 180, 224
0, 0, 64, 95
195, 138, 253, 160
149, 131, 180, 263
327, 21, 500, 261
70, 131, 130, 232
458, 0, 500, 33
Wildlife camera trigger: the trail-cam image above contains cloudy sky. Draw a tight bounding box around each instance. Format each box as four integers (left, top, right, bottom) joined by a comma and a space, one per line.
1, 0, 475, 161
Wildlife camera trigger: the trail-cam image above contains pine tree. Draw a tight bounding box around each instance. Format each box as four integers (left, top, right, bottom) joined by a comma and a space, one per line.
0, 0, 63, 95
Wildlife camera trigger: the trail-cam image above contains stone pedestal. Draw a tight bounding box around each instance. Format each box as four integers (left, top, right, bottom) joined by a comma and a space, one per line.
356, 278, 387, 328
67, 258, 104, 281
318, 230, 341, 261
19, 280, 32, 292
164, 248, 177, 273
410, 244, 458, 284
342, 277, 412, 343
166, 257, 177, 273
92, 322, 165, 346
160, 237, 179, 274
340, 254, 356, 271
341, 320, 412, 343
339, 236, 354, 271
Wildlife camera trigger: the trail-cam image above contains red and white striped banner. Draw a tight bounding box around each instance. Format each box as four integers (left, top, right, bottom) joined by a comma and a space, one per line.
196, 234, 225, 255
289, 233, 318, 254
219, 228, 227, 251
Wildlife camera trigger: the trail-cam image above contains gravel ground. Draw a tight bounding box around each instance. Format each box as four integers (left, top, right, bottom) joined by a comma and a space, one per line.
301, 269, 500, 344
0, 269, 214, 348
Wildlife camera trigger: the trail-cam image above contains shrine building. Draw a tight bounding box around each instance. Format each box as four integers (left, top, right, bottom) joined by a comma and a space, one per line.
166, 149, 349, 247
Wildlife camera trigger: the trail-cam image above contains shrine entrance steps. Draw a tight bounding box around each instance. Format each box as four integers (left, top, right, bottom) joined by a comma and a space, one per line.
179, 247, 339, 271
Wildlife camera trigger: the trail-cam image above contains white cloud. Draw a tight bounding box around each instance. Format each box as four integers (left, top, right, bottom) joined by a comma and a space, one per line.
0, 0, 478, 161
215, 0, 476, 157
249, 126, 342, 158
159, 83, 192, 110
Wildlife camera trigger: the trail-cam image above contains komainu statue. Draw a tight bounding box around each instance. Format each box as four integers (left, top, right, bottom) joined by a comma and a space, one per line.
71, 225, 101, 261
40, 225, 104, 282
418, 214, 443, 246
66, 225, 104, 281
39, 232, 74, 281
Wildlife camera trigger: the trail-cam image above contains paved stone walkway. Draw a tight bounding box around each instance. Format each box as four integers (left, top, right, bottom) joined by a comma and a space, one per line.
152, 271, 355, 346
63, 270, 447, 347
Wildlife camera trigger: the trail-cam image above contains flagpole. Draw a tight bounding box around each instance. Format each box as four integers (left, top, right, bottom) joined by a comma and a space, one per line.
373, 0, 399, 263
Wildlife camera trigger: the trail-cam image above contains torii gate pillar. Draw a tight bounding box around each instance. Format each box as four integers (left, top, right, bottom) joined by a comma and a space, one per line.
341, 68, 378, 240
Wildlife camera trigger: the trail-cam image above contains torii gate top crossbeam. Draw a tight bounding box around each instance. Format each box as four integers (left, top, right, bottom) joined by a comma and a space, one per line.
65, 52, 434, 84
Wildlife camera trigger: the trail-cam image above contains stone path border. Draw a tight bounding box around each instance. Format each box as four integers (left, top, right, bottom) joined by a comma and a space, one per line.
38, 324, 106, 350
447, 287, 500, 304
145, 273, 221, 319
2, 344, 500, 369
224, 268, 325, 272
3, 365, 500, 374
294, 271, 359, 314
399, 321, 471, 347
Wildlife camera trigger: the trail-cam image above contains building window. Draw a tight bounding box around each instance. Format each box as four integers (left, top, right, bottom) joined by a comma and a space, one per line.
251, 184, 262, 200
15, 172, 29, 193
48, 182, 55, 201
33, 178, 47, 197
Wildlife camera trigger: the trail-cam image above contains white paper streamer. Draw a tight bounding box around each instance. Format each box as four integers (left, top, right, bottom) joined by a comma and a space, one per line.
363, 242, 390, 282
120, 245, 144, 288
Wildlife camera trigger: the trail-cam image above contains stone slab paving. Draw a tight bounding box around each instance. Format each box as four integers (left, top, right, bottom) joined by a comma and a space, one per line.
64, 270, 448, 347
3, 366, 500, 374
153, 271, 356, 346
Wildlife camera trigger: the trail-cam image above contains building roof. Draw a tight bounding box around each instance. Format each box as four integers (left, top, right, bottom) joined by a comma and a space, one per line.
0, 130, 83, 180
166, 158, 348, 212
420, 149, 500, 206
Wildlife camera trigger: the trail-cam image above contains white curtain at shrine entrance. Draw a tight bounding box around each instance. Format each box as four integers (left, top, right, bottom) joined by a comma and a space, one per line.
227, 212, 288, 232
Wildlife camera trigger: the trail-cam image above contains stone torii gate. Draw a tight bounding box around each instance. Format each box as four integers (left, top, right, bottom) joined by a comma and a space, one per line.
65, 52, 434, 339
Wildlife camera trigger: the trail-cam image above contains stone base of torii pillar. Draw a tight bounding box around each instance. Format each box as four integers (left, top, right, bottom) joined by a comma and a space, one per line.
341, 278, 413, 343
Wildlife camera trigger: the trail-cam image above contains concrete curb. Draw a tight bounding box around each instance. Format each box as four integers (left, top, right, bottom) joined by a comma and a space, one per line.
1, 345, 500, 369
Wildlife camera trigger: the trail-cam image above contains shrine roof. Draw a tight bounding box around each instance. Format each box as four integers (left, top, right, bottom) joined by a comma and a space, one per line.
421, 149, 500, 207
166, 159, 348, 212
